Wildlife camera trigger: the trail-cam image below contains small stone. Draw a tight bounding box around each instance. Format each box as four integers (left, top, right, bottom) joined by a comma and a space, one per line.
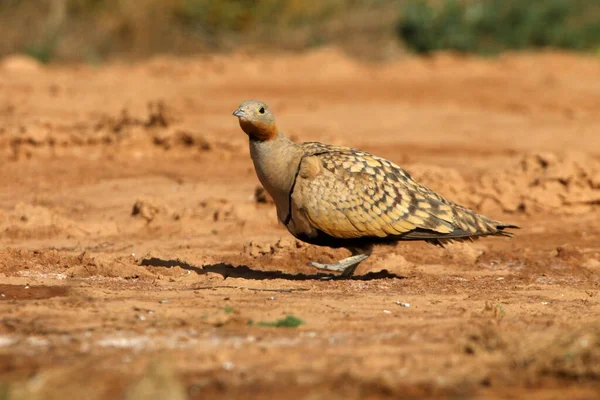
159, 299, 169, 304
396, 302, 411, 308
383, 310, 392, 314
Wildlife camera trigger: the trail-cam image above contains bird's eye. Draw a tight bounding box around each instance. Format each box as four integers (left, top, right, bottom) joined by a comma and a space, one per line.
258, 107, 265, 114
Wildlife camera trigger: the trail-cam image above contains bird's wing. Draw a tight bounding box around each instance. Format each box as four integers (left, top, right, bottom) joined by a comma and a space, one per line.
291, 146, 513, 242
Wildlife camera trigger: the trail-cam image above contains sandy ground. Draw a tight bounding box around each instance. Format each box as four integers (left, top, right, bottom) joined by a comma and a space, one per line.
0, 49, 599, 399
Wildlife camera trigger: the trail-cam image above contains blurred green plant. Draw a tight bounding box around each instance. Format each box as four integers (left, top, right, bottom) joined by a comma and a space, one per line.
174, 0, 347, 41
251, 314, 305, 328
3, 0, 600, 62
397, 0, 600, 54
24, 36, 59, 64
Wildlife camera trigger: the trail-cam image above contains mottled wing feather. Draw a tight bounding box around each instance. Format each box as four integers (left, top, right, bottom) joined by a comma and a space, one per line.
292, 143, 513, 242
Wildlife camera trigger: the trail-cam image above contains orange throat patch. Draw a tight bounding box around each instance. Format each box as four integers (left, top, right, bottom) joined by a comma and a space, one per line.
239, 119, 278, 141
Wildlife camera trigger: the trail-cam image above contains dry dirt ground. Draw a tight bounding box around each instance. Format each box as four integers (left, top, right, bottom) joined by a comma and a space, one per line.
0, 49, 599, 399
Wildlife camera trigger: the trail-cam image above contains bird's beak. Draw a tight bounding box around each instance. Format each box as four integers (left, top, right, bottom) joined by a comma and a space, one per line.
232, 108, 245, 118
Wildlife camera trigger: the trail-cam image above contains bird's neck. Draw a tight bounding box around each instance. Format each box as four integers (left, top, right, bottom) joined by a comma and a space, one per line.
239, 119, 278, 141
249, 132, 303, 223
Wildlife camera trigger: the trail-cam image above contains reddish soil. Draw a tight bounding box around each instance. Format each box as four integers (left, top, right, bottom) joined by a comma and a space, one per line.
0, 49, 599, 399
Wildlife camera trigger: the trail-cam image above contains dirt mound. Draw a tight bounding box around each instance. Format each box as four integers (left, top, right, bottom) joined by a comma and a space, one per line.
131, 198, 179, 224
406, 153, 600, 216
477, 152, 600, 215
0, 248, 156, 281
0, 203, 119, 239
0, 203, 82, 239
65, 253, 155, 280
242, 238, 305, 258
405, 163, 478, 208
4, 100, 241, 160
131, 197, 241, 226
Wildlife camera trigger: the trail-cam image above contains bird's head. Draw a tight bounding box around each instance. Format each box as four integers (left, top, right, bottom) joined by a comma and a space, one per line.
232, 100, 278, 141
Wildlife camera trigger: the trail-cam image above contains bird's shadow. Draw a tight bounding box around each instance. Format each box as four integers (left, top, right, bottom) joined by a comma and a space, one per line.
139, 257, 404, 281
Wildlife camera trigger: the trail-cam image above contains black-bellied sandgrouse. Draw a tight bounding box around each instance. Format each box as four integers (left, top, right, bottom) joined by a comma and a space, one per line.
233, 100, 519, 277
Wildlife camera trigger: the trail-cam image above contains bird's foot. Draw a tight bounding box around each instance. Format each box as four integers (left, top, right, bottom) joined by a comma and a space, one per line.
308, 253, 370, 278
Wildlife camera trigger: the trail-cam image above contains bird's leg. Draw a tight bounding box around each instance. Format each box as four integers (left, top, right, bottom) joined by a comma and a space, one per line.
308, 245, 373, 277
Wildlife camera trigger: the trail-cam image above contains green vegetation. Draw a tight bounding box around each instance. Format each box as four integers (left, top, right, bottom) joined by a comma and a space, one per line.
175, 1, 340, 34
0, 0, 395, 63
397, 0, 600, 55
251, 314, 305, 328
23, 36, 59, 64
1, 0, 600, 62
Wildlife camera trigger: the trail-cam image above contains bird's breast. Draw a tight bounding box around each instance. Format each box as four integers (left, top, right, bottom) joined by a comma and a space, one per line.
249, 137, 302, 224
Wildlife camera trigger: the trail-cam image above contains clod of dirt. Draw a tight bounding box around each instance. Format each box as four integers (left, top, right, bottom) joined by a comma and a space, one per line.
242, 238, 305, 259
553, 244, 584, 263
273, 238, 304, 250
254, 186, 274, 205
243, 241, 274, 258
197, 199, 237, 222
477, 152, 600, 215
131, 198, 178, 223
145, 101, 174, 128
444, 242, 483, 266
103, 101, 176, 134
152, 129, 213, 151
371, 253, 413, 276
131, 198, 241, 225
66, 253, 155, 280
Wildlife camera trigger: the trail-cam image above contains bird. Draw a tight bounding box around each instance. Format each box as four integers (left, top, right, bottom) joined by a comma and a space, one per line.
232, 100, 519, 277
